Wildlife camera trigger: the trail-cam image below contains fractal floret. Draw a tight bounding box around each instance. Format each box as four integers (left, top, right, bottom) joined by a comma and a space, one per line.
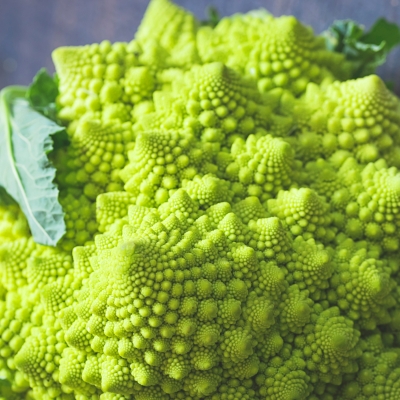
2, 0, 400, 399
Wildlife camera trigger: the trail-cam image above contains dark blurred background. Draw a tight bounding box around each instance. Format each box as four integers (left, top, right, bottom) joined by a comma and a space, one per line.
1, 0, 400, 91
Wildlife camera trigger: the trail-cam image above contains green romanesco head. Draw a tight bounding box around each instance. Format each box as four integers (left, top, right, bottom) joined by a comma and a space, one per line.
2, 0, 400, 399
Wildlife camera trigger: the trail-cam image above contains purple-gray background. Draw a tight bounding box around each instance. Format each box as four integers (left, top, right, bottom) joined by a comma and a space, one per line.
1, 0, 400, 91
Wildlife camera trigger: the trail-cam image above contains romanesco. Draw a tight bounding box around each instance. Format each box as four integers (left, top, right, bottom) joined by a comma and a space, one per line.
2, 0, 400, 399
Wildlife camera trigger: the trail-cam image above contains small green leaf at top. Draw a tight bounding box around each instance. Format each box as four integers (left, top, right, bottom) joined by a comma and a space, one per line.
200, 6, 221, 28
362, 18, 400, 50
27, 68, 69, 148
324, 18, 400, 78
26, 68, 59, 122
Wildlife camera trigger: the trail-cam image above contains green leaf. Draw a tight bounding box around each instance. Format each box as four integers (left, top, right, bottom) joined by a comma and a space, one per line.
27, 69, 69, 149
362, 18, 400, 50
200, 6, 220, 28
0, 86, 66, 246
323, 18, 400, 78
26, 68, 59, 122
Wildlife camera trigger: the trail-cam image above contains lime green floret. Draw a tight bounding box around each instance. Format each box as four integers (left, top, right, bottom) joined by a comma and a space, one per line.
288, 74, 400, 167
197, 12, 351, 94
4, 0, 400, 398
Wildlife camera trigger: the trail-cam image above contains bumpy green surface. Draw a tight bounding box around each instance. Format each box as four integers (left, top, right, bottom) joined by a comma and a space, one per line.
2, 0, 400, 399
